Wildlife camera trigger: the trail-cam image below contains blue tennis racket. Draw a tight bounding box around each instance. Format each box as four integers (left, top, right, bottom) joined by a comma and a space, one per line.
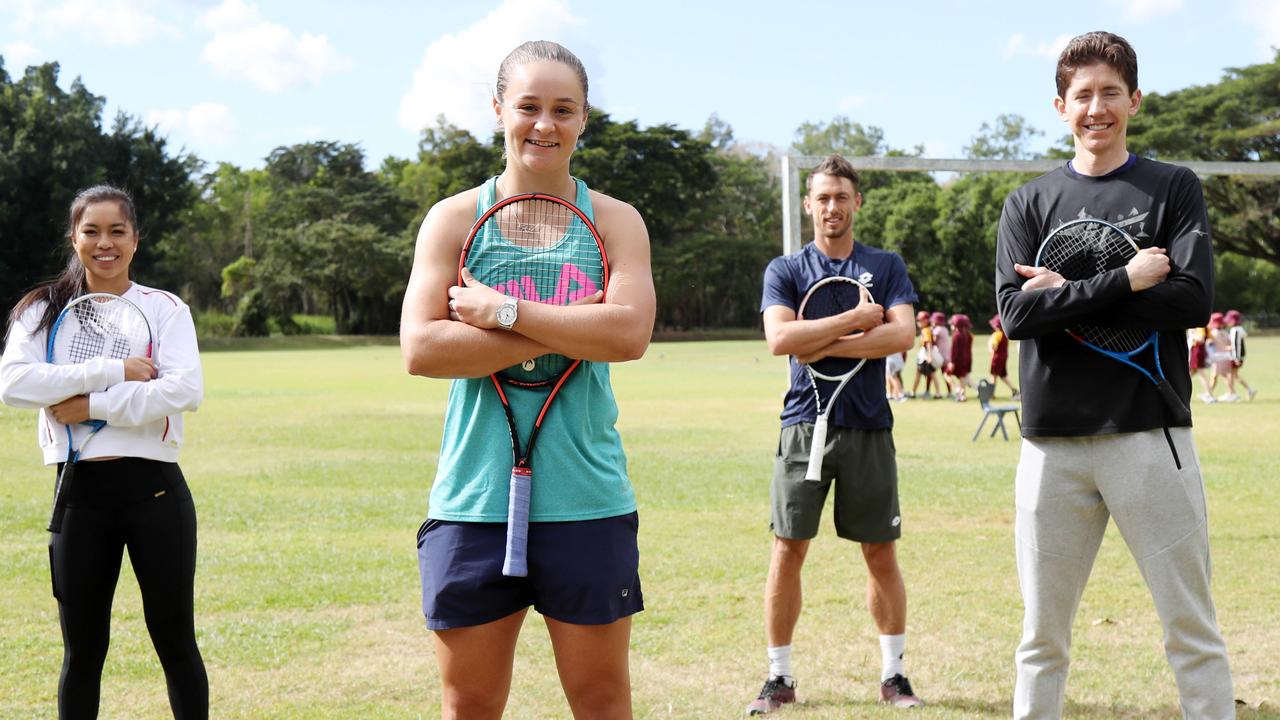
45, 292, 154, 532
1035, 218, 1191, 425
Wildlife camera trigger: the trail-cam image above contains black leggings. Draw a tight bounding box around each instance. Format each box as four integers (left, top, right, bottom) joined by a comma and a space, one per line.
48, 458, 207, 719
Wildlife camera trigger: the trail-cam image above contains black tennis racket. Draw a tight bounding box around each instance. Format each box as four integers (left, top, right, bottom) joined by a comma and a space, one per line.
459, 193, 608, 577
45, 292, 154, 532
1034, 218, 1191, 424
796, 276, 872, 482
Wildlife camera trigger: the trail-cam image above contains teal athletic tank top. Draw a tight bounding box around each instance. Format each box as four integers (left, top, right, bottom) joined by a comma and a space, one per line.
427, 177, 636, 522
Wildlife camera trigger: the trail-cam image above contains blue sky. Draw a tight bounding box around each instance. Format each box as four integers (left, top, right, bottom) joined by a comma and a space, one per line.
2, 0, 1277, 171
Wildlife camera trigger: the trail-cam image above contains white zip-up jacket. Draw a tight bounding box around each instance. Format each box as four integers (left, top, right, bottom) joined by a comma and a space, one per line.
0, 283, 203, 464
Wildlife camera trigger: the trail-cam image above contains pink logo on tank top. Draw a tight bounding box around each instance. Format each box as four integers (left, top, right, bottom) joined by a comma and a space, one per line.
499, 263, 598, 306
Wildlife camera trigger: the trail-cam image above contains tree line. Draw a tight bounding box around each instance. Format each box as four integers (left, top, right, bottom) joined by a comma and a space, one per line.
3, 53, 1278, 337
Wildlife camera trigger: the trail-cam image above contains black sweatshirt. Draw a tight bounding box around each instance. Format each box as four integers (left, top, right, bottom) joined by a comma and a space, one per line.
995, 156, 1214, 437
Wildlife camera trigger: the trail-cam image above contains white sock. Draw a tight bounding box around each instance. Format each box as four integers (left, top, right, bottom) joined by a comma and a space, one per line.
767, 645, 793, 679
880, 634, 905, 681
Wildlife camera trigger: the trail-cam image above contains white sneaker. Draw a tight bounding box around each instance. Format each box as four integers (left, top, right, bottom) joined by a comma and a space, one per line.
1199, 392, 1216, 404
1247, 388, 1257, 401
1219, 393, 1240, 402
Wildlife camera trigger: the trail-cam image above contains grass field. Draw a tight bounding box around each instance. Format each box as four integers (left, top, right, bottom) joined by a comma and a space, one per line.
1, 335, 1277, 719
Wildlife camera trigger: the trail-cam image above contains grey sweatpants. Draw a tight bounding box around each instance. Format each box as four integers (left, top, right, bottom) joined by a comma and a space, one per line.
1013, 427, 1234, 720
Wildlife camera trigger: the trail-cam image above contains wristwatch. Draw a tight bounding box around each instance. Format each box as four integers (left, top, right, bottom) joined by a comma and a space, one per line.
496, 296, 518, 330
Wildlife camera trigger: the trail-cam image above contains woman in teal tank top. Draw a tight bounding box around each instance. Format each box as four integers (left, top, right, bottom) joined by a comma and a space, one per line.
399, 41, 655, 719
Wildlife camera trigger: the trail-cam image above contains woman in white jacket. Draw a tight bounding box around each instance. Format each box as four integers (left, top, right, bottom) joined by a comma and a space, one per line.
0, 185, 207, 719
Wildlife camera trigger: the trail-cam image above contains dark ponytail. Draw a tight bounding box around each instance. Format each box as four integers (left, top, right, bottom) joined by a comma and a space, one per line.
6, 185, 138, 339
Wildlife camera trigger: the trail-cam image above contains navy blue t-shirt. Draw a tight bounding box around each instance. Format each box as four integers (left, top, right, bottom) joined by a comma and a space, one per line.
761, 242, 918, 430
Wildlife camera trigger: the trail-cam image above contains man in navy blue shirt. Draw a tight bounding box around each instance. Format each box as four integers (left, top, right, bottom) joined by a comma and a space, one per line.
745, 154, 922, 714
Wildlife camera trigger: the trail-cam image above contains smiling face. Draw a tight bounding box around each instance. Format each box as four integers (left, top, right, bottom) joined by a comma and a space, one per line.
1054, 62, 1142, 169
803, 173, 861, 243
493, 60, 588, 175
72, 201, 137, 294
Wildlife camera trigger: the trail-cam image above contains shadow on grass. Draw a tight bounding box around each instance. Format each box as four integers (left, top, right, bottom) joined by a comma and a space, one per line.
199, 335, 399, 352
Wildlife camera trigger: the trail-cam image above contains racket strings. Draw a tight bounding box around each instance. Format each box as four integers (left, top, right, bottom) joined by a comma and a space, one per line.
1073, 325, 1148, 352
57, 298, 151, 364
798, 278, 866, 378
467, 198, 605, 383
1041, 222, 1148, 353
799, 283, 862, 321
1040, 222, 1135, 281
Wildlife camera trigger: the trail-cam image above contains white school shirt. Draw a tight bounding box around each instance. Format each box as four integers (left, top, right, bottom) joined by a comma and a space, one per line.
0, 282, 203, 464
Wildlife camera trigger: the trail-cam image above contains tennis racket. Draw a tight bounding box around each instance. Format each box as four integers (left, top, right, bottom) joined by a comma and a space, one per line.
797, 276, 872, 482
45, 292, 154, 533
1034, 218, 1191, 424
459, 192, 608, 577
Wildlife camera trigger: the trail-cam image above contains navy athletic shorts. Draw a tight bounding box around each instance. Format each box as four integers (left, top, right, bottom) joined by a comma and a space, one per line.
417, 512, 643, 630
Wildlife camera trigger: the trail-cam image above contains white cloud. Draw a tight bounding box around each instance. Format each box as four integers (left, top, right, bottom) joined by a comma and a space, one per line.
398, 0, 592, 137
1240, 0, 1280, 59
199, 0, 348, 93
2, 41, 41, 70
1105, 0, 1183, 22
147, 102, 237, 148
199, 0, 262, 32
5, 0, 174, 46
1002, 33, 1072, 61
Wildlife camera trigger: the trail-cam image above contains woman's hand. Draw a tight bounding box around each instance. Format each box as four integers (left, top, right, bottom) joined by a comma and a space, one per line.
123, 356, 157, 381
447, 267, 604, 329
48, 395, 90, 425
446, 267, 505, 329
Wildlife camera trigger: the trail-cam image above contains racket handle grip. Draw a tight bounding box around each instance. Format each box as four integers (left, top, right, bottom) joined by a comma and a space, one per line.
1155, 380, 1192, 425
48, 463, 74, 534
502, 467, 532, 577
805, 418, 829, 482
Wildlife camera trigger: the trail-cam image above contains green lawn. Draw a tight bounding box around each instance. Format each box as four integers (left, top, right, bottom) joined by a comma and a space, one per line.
1, 336, 1276, 718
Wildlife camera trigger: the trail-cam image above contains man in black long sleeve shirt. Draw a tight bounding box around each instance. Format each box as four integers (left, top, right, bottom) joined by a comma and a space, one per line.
995, 31, 1233, 720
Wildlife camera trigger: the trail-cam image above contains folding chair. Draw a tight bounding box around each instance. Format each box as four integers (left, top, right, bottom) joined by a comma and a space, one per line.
972, 379, 1021, 441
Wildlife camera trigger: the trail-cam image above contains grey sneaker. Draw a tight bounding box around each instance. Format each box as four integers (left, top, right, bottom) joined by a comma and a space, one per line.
746, 676, 796, 715
879, 674, 924, 708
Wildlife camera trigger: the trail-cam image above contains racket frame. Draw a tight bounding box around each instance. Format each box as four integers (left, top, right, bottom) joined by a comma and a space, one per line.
44, 292, 154, 533
1034, 218, 1191, 424
796, 276, 872, 482
458, 193, 608, 576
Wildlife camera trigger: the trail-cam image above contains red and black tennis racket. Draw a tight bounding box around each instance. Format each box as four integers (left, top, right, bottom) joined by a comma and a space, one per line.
459, 193, 609, 577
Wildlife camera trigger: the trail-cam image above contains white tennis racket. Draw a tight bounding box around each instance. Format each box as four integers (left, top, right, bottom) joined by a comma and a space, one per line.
797, 276, 872, 482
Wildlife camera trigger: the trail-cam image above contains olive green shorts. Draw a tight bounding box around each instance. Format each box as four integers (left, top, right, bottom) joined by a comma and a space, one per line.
771, 423, 902, 543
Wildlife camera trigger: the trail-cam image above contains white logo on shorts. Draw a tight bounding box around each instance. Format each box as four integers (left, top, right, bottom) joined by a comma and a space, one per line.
621, 589, 629, 597
891, 516, 901, 527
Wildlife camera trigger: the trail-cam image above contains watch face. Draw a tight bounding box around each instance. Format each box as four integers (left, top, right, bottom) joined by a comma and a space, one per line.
497, 303, 517, 327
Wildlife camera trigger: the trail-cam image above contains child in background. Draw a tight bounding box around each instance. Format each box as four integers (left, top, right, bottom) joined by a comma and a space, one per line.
910, 310, 940, 399
988, 315, 1018, 398
930, 312, 952, 398
886, 350, 907, 402
1207, 312, 1236, 401
948, 314, 974, 402
1224, 309, 1256, 401
1187, 325, 1215, 403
